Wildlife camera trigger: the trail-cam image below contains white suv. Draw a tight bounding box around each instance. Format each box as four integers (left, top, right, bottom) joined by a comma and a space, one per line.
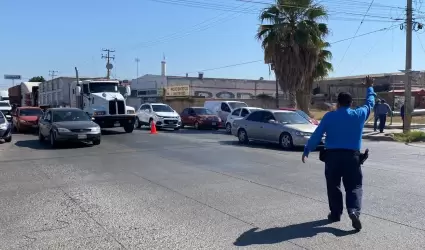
135, 103, 181, 130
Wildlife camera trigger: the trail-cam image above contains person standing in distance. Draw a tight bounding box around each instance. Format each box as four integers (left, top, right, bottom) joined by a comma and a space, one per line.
301, 76, 376, 232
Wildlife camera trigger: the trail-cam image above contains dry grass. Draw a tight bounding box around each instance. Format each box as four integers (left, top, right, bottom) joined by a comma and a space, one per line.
310, 109, 425, 124
393, 131, 425, 143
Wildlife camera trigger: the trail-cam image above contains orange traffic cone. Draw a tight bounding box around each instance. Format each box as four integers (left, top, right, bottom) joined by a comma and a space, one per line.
150, 121, 158, 134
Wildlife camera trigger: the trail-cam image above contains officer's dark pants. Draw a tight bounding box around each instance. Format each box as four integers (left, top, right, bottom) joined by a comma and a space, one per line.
325, 149, 363, 217
378, 114, 387, 132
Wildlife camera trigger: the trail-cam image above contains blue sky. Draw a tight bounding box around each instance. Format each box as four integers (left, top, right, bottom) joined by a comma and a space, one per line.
0, 0, 423, 88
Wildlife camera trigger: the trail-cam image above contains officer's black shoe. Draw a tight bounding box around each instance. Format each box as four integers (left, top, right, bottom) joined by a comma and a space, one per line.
349, 213, 362, 232
327, 213, 341, 222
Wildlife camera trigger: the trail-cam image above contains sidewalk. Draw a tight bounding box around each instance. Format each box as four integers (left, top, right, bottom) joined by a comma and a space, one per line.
362, 128, 403, 141
364, 122, 425, 129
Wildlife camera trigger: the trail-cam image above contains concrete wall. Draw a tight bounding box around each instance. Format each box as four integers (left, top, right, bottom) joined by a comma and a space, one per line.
131, 74, 286, 100
127, 96, 289, 113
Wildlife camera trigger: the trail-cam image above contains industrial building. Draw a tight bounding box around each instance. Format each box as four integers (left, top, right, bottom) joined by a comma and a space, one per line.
130, 59, 284, 103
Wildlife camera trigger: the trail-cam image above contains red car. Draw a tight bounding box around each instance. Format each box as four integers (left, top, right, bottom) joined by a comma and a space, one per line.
180, 107, 221, 130
12, 107, 44, 132
279, 107, 319, 125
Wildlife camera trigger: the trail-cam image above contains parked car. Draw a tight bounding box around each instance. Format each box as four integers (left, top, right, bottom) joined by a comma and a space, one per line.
204, 100, 248, 123
225, 107, 263, 134
0, 111, 12, 143
38, 108, 101, 147
12, 107, 43, 132
279, 107, 319, 125
180, 107, 221, 130
134, 103, 181, 130
0, 109, 12, 122
231, 109, 324, 150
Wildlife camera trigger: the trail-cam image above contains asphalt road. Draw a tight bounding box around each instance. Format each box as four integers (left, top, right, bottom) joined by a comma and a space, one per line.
1, 127, 425, 249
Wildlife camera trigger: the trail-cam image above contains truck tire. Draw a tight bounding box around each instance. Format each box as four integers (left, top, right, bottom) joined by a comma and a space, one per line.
4, 135, 12, 143
124, 124, 134, 133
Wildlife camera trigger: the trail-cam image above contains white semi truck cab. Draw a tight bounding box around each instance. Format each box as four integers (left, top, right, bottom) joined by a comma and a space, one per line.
72, 79, 136, 133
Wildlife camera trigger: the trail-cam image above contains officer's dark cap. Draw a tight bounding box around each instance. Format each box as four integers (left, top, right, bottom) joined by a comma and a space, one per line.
337, 92, 352, 107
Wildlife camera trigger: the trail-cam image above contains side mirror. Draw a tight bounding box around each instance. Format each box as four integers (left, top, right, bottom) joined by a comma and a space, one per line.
144, 109, 150, 113
268, 119, 277, 124
125, 86, 131, 96
76, 86, 81, 96
91, 117, 95, 121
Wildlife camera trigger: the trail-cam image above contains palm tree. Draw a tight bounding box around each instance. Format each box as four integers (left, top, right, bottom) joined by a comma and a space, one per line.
297, 41, 333, 114
257, 0, 329, 111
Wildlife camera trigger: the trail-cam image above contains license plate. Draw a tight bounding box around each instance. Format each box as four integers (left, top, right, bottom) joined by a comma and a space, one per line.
114, 122, 121, 127
212, 122, 216, 125
78, 134, 87, 139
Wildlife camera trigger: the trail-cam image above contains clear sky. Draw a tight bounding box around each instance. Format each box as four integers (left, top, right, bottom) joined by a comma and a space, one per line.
0, 0, 423, 88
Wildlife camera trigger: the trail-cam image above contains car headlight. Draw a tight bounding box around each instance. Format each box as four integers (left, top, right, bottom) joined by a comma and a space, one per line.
0, 124, 7, 130
57, 128, 71, 133
93, 111, 106, 116
20, 119, 28, 123
217, 117, 222, 122
90, 126, 101, 132
127, 110, 135, 114
295, 131, 312, 136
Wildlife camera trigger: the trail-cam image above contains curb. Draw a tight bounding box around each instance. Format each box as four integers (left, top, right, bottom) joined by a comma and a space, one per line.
362, 134, 395, 142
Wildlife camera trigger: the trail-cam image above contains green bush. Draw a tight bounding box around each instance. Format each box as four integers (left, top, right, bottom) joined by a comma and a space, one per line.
393, 131, 425, 143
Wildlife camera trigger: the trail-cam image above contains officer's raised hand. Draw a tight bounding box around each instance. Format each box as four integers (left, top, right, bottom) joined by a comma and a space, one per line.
364, 75, 374, 87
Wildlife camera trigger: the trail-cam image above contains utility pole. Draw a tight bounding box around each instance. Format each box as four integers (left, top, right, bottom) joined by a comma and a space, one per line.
49, 70, 58, 81
135, 58, 140, 86
404, 0, 413, 132
101, 49, 115, 79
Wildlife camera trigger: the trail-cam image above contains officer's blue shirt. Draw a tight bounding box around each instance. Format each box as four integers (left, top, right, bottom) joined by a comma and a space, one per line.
303, 87, 376, 157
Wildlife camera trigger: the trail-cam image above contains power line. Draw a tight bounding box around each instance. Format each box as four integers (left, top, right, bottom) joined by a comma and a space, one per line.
337, 0, 376, 68
171, 24, 399, 76
49, 70, 58, 81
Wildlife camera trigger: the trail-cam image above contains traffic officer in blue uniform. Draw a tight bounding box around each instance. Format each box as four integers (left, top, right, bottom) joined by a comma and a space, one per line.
302, 76, 375, 231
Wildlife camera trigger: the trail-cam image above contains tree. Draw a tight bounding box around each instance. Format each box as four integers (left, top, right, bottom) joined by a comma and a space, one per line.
29, 76, 45, 82
297, 41, 333, 114
257, 0, 329, 112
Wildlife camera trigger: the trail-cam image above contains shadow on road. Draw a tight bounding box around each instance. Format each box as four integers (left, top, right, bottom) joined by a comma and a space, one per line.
101, 129, 127, 135
234, 219, 356, 246
218, 140, 305, 152
14, 140, 92, 150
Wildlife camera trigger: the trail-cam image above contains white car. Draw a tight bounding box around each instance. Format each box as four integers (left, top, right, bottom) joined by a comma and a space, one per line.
134, 103, 181, 130
225, 107, 263, 134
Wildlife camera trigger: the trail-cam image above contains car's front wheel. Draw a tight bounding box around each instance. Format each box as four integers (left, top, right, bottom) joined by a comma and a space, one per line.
38, 129, 44, 142
238, 129, 249, 144
4, 135, 12, 143
134, 118, 142, 129
50, 131, 57, 148
225, 123, 232, 134
280, 132, 294, 150
92, 138, 101, 145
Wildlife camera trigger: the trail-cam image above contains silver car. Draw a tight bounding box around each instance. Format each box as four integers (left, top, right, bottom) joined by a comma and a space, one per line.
231, 109, 324, 149
0, 111, 12, 143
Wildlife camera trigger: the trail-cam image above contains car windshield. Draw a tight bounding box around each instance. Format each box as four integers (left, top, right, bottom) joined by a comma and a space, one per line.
295, 110, 311, 120
193, 108, 214, 115
0, 102, 10, 107
89, 82, 118, 93
229, 102, 248, 109
273, 112, 310, 124
152, 105, 173, 112
52, 110, 91, 122
20, 109, 43, 116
